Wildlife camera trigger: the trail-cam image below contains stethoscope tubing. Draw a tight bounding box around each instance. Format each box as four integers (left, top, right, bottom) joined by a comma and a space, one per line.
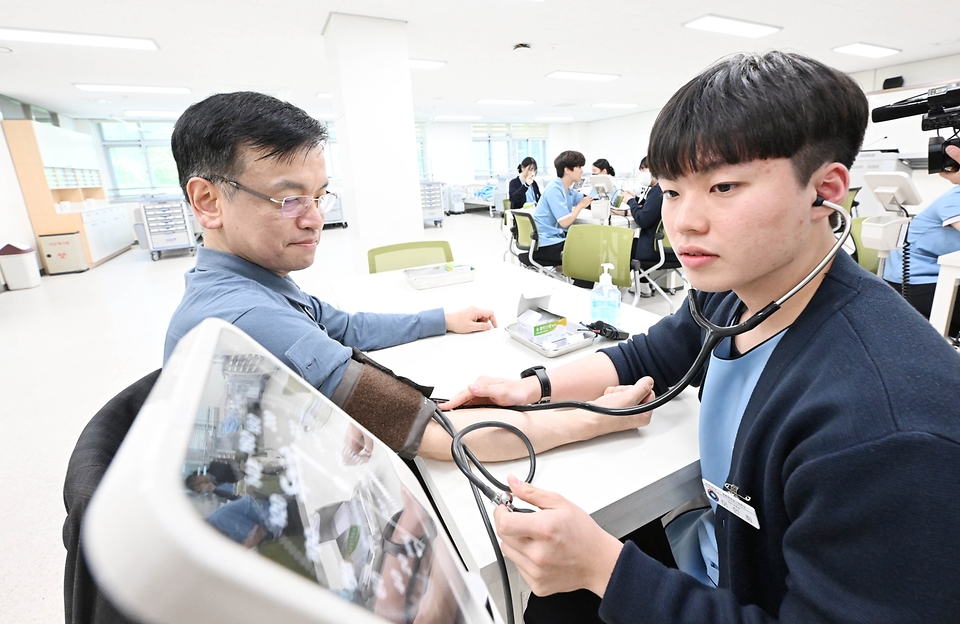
461, 200, 851, 417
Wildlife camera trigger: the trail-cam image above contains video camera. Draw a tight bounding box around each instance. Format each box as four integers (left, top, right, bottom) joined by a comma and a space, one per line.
871, 81, 960, 174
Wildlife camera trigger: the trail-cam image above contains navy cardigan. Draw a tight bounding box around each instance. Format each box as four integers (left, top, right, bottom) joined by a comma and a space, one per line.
599, 251, 960, 623
508, 176, 541, 212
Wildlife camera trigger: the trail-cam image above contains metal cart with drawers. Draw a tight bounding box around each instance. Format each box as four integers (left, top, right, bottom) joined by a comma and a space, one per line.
139, 198, 197, 261
421, 181, 444, 227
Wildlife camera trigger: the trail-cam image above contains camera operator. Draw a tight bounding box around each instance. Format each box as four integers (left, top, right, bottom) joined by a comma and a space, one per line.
883, 144, 960, 337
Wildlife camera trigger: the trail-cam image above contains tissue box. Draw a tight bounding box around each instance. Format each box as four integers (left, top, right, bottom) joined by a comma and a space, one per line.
517, 308, 567, 345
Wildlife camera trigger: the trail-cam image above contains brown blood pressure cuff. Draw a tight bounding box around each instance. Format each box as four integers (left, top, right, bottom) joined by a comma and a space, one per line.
330, 349, 436, 460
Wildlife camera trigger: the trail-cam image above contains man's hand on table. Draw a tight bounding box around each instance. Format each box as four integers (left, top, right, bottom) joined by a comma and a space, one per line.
445, 306, 498, 334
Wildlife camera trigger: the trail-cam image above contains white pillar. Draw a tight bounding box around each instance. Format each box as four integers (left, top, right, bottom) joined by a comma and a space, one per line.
323, 13, 423, 273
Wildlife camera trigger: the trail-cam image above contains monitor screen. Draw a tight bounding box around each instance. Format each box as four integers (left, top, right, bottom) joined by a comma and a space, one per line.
588, 175, 615, 197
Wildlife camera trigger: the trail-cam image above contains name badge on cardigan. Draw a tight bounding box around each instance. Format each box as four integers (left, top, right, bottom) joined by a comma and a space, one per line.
703, 479, 760, 529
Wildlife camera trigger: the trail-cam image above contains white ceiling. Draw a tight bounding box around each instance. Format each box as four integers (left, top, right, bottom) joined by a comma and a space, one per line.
1, 0, 959, 124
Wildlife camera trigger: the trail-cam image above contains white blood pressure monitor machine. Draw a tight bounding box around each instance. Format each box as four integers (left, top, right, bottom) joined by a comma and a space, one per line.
589, 174, 616, 222
84, 319, 501, 624
862, 171, 922, 276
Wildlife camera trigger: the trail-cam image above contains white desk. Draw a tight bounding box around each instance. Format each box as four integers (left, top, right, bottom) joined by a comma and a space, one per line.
930, 249, 960, 337
328, 261, 701, 619
575, 208, 631, 228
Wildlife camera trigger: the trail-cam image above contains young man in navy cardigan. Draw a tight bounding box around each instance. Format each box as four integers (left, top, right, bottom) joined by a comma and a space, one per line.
443, 52, 960, 623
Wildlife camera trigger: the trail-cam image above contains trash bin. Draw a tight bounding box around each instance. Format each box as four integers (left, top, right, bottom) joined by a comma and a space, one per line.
0, 244, 42, 289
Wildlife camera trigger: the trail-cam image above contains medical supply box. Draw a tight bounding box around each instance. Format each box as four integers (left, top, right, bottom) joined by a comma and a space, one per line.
517, 307, 567, 345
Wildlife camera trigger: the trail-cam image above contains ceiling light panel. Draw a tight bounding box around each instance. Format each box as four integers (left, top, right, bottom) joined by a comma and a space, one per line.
833, 43, 900, 58
684, 15, 780, 39
75, 84, 191, 94
0, 27, 157, 50
409, 59, 446, 70
477, 99, 535, 105
124, 110, 182, 118
546, 71, 619, 82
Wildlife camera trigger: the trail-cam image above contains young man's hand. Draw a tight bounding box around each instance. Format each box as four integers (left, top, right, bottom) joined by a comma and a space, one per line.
940, 145, 960, 185
494, 475, 624, 597
444, 306, 497, 333
437, 376, 537, 409
589, 377, 656, 425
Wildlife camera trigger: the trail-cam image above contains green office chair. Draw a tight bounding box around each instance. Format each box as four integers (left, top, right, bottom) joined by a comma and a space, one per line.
509, 209, 557, 277
850, 216, 880, 275
632, 222, 686, 313
366, 240, 453, 273
561, 224, 634, 287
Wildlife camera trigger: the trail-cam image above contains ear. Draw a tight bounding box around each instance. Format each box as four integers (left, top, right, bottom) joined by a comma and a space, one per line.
186, 177, 224, 230
811, 162, 851, 207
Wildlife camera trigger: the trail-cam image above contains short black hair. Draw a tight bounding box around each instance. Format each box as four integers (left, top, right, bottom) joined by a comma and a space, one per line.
554, 150, 585, 178
171, 91, 328, 199
639, 156, 648, 170
592, 158, 615, 177
648, 52, 867, 186
518, 157, 538, 173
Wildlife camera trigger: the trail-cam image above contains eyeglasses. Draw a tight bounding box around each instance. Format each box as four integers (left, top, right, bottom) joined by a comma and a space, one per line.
210, 176, 338, 218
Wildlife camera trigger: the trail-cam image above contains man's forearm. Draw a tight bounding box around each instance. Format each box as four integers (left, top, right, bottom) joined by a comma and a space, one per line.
419, 353, 625, 461
547, 352, 621, 402
417, 404, 634, 461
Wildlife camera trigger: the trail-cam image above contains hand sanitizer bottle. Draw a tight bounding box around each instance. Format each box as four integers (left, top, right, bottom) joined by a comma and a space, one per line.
591, 263, 621, 326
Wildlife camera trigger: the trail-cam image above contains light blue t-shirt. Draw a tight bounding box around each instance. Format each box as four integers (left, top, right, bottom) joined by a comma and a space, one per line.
533, 178, 586, 247
525, 183, 538, 205
666, 329, 786, 586
883, 185, 960, 284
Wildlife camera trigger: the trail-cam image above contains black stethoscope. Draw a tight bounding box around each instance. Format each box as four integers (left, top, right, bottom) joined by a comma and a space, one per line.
493, 196, 851, 418
431, 197, 850, 624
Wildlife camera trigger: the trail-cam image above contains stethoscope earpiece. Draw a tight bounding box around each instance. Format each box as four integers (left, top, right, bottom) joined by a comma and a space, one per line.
814, 195, 826, 206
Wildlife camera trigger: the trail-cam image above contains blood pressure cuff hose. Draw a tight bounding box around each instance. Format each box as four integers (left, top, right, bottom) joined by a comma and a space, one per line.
330, 348, 436, 460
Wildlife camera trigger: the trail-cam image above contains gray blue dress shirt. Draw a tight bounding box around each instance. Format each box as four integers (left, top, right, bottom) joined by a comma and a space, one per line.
164, 247, 446, 396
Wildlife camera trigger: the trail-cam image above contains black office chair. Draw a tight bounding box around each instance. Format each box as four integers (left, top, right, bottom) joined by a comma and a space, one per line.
63, 369, 161, 624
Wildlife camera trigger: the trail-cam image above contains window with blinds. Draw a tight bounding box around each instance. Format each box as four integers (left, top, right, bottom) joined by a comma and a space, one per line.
472, 124, 547, 179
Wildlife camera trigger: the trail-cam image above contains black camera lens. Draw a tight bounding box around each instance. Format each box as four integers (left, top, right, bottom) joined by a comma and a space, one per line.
929, 136, 960, 174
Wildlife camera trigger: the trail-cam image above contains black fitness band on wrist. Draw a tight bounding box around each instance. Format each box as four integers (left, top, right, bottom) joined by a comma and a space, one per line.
520, 365, 551, 404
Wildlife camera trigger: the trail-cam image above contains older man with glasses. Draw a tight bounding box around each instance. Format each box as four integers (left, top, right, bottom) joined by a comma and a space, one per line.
163, 92, 655, 464
163, 91, 493, 429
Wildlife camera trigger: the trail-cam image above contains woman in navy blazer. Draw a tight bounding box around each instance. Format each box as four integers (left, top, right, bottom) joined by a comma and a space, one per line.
509, 157, 541, 211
